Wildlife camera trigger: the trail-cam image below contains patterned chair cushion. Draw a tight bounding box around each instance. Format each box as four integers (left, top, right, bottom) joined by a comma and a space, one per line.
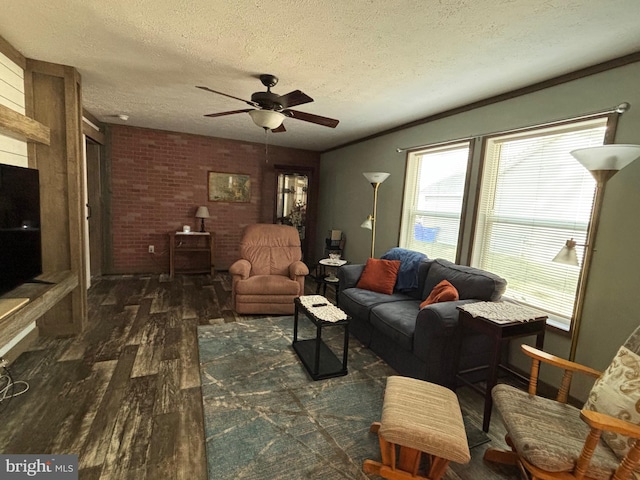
493, 384, 619, 479
584, 346, 640, 464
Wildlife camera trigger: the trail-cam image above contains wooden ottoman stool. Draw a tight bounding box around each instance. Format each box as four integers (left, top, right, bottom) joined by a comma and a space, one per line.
364, 376, 470, 480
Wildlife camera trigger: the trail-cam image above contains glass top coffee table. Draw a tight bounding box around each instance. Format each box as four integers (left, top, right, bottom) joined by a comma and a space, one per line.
293, 295, 350, 381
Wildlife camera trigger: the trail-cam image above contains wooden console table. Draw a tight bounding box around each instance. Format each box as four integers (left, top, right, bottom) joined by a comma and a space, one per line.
169, 231, 215, 278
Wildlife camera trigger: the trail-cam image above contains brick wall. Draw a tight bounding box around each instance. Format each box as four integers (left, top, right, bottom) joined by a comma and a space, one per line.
108, 124, 320, 274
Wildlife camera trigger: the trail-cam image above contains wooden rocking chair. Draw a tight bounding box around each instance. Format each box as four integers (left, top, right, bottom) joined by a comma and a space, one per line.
485, 325, 640, 480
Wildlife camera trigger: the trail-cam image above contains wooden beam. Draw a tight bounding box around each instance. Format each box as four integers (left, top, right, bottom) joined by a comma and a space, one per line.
83, 121, 106, 144
0, 34, 26, 70
0, 103, 50, 145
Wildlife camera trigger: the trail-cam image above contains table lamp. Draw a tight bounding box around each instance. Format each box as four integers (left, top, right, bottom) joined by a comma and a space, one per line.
195, 206, 210, 232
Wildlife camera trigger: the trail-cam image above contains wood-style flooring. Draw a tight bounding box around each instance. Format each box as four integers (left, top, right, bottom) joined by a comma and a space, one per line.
0, 273, 522, 479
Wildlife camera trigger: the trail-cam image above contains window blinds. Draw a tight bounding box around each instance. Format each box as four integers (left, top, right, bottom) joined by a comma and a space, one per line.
472, 118, 608, 325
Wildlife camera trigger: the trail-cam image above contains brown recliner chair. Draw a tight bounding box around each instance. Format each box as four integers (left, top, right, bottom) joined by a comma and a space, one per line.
229, 224, 309, 315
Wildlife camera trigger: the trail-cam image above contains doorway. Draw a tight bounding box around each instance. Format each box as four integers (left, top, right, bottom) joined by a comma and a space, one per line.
275, 171, 310, 259
85, 138, 103, 279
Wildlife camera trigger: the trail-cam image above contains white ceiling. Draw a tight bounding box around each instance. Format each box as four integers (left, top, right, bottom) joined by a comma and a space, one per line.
2, 1, 640, 152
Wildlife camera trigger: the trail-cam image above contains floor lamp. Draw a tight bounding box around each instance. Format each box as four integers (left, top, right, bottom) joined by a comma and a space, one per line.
361, 172, 390, 258
558, 144, 640, 361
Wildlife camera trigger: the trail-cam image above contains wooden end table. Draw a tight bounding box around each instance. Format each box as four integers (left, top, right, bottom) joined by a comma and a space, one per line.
456, 302, 547, 432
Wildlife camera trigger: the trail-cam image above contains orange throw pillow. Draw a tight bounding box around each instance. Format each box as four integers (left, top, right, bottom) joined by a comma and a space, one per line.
420, 279, 459, 308
356, 258, 401, 295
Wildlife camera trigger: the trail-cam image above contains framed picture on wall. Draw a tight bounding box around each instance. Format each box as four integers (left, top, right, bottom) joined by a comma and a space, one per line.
208, 172, 251, 202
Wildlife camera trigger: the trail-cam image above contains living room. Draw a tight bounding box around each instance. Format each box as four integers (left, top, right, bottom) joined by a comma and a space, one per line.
2, 2, 640, 479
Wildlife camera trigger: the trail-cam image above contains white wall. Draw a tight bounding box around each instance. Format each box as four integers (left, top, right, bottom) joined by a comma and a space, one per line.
0, 49, 27, 167
319, 61, 640, 401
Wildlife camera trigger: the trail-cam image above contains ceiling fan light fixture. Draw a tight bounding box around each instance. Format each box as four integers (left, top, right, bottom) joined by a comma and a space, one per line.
248, 110, 285, 129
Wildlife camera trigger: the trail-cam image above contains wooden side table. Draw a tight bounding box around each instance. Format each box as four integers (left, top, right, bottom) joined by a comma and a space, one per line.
169, 231, 215, 278
456, 302, 547, 432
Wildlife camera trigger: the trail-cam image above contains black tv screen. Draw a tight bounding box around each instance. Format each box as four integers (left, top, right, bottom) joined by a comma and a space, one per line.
0, 164, 42, 295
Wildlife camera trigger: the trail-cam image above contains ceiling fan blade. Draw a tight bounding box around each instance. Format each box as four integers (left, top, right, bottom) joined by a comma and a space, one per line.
196, 86, 258, 107
276, 90, 313, 109
284, 109, 339, 128
204, 109, 253, 118
271, 124, 286, 133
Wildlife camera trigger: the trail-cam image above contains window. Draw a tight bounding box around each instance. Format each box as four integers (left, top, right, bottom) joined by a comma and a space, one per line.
400, 142, 471, 261
472, 117, 609, 329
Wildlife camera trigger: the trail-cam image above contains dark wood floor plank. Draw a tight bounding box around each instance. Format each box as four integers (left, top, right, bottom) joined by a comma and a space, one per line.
142, 275, 162, 299
79, 345, 139, 469
126, 298, 152, 346
78, 465, 103, 480
50, 359, 118, 455
176, 387, 208, 480
130, 315, 165, 378
162, 325, 181, 361
146, 411, 180, 480
99, 375, 157, 478
150, 287, 171, 314
178, 319, 201, 390
155, 359, 181, 416
179, 280, 200, 321
83, 305, 138, 364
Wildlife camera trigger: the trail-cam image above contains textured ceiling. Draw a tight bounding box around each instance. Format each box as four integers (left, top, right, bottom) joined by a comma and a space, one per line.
2, 0, 640, 151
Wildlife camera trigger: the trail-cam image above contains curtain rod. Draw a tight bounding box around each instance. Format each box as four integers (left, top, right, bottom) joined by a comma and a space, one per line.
395, 102, 630, 153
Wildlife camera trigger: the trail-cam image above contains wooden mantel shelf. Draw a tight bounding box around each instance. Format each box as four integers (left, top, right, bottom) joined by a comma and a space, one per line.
0, 103, 50, 145
0, 271, 78, 357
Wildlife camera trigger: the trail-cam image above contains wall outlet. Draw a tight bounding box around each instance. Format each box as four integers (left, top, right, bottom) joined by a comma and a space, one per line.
148, 245, 155, 254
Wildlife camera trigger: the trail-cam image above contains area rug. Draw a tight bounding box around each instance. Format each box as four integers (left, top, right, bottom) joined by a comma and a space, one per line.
198, 316, 488, 480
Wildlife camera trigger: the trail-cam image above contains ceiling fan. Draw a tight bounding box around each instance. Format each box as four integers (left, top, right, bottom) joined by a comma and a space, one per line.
196, 74, 339, 132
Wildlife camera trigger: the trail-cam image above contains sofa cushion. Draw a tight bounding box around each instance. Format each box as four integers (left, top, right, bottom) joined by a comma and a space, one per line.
423, 258, 506, 302
370, 300, 422, 351
357, 258, 401, 295
420, 279, 459, 308
340, 288, 413, 324
494, 384, 618, 478
235, 274, 300, 295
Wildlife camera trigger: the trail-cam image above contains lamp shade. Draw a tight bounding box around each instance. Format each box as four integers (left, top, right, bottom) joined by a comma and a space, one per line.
363, 172, 390, 184
195, 206, 210, 219
248, 110, 285, 129
360, 216, 373, 230
552, 239, 579, 266
570, 144, 640, 171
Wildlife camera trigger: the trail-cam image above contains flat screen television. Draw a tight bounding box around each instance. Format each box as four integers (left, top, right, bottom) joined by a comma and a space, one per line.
0, 164, 42, 295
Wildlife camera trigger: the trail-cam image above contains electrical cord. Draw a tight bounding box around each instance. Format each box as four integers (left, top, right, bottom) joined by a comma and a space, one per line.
0, 358, 29, 413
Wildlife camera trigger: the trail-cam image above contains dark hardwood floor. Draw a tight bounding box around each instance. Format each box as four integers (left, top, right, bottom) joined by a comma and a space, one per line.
0, 273, 521, 479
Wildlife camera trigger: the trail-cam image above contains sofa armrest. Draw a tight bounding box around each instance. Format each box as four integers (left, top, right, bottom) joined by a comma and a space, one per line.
229, 259, 251, 279
338, 264, 365, 289
417, 300, 475, 333
289, 261, 309, 279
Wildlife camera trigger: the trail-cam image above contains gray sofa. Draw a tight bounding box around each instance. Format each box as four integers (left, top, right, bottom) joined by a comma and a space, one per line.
338, 257, 507, 388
